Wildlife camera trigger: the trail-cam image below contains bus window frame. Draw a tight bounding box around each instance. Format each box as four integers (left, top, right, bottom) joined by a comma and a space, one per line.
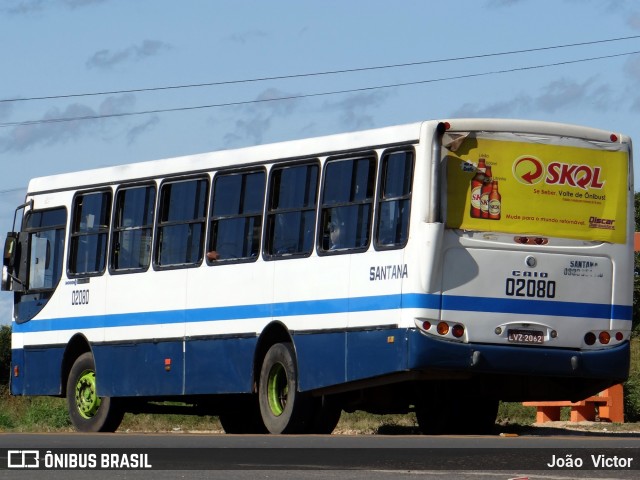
108, 181, 158, 276
67, 188, 113, 279
373, 147, 415, 251
153, 174, 210, 271
206, 167, 267, 266
317, 151, 377, 256
263, 159, 320, 261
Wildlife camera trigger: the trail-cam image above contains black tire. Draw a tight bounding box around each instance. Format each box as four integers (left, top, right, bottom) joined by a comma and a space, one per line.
460, 398, 499, 435
219, 395, 268, 434
307, 395, 342, 434
258, 342, 311, 434
66, 352, 124, 432
416, 387, 498, 435
415, 395, 449, 435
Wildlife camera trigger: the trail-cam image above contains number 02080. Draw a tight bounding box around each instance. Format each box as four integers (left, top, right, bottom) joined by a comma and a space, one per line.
71, 289, 89, 305
505, 278, 556, 299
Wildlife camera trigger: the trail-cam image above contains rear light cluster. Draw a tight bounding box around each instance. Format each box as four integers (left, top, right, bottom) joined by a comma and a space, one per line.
514, 236, 548, 245
420, 320, 466, 340
584, 330, 625, 346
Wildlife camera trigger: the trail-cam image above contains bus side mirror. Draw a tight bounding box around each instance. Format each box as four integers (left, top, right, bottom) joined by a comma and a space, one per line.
2, 232, 27, 292
3, 232, 18, 268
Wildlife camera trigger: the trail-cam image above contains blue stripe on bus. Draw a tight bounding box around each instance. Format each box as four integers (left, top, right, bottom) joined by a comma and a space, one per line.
441, 295, 633, 321
12, 293, 631, 333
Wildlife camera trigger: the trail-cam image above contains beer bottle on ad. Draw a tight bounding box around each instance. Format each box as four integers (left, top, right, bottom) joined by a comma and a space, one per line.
488, 181, 501, 220
480, 165, 493, 219
470, 159, 486, 218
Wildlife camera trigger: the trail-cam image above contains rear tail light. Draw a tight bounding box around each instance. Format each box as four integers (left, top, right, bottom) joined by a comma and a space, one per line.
585, 330, 622, 346
417, 319, 466, 341
598, 331, 611, 345
452, 324, 465, 338
437, 322, 449, 335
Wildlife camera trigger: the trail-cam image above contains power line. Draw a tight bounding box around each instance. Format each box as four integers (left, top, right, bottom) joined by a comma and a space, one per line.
1, 34, 640, 104
0, 187, 26, 195
1, 50, 638, 129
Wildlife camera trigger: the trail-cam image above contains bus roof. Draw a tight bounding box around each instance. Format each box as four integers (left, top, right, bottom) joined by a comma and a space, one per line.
26, 118, 629, 195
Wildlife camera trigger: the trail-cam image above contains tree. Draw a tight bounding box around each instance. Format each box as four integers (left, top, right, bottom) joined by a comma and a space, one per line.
0, 325, 10, 387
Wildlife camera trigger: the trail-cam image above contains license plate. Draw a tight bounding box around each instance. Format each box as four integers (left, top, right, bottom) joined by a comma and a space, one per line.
507, 329, 544, 344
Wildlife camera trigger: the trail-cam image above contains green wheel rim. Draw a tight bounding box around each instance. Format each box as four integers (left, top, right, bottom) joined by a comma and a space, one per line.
266, 363, 288, 417
74, 369, 101, 419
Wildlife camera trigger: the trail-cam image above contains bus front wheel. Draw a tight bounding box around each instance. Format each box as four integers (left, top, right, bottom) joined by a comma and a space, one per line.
258, 342, 311, 434
66, 352, 124, 432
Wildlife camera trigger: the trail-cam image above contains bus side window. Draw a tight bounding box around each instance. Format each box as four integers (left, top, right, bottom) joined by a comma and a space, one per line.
319, 155, 376, 253
154, 177, 208, 268
265, 163, 318, 258
111, 184, 156, 272
208, 170, 265, 263
69, 191, 112, 276
375, 150, 414, 248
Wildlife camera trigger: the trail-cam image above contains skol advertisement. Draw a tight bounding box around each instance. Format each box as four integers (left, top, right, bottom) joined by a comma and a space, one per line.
445, 136, 628, 243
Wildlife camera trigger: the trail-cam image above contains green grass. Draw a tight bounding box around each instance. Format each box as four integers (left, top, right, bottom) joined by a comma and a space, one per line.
0, 387, 71, 432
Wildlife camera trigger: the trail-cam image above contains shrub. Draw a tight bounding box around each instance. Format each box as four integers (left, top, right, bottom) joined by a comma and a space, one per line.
0, 325, 10, 388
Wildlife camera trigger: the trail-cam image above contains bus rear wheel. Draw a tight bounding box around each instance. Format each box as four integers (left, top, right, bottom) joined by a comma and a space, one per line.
219, 395, 268, 434
258, 342, 311, 434
66, 352, 124, 432
415, 389, 498, 435
307, 395, 342, 434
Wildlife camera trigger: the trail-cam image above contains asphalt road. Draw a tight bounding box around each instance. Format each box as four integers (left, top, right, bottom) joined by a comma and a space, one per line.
0, 430, 638, 480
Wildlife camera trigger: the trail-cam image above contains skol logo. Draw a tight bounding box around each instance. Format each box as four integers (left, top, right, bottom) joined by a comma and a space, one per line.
513, 155, 605, 190
545, 162, 605, 190
513, 156, 544, 185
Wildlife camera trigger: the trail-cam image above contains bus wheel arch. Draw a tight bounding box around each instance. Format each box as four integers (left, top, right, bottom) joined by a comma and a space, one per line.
253, 321, 293, 392
61, 334, 92, 398
63, 342, 124, 432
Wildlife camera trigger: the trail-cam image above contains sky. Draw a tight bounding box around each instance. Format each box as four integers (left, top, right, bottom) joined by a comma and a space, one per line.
1, 0, 640, 322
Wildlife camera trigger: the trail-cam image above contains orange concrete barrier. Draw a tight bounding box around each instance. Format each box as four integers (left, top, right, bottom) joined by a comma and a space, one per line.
522, 384, 624, 423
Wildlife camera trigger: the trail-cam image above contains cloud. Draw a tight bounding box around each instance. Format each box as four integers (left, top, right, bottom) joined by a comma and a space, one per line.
452, 76, 616, 117
2, 0, 46, 14
126, 115, 159, 145
2, 0, 108, 14
225, 30, 268, 45
0, 102, 13, 122
453, 94, 533, 118
624, 54, 640, 82
535, 77, 616, 113
628, 13, 640, 30
322, 90, 392, 130
86, 40, 172, 70
0, 94, 135, 152
63, 0, 108, 8
222, 88, 302, 147
485, 0, 526, 7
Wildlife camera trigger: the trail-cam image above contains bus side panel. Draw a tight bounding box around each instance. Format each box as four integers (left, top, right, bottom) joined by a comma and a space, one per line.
10, 349, 24, 395
184, 336, 257, 394
18, 346, 64, 395
294, 332, 346, 391
346, 328, 408, 382
93, 340, 184, 397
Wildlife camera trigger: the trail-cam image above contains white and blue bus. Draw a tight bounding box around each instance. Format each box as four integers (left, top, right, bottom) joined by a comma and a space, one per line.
2, 119, 634, 434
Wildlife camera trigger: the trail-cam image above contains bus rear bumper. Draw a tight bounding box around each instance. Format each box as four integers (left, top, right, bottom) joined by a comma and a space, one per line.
408, 329, 630, 382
